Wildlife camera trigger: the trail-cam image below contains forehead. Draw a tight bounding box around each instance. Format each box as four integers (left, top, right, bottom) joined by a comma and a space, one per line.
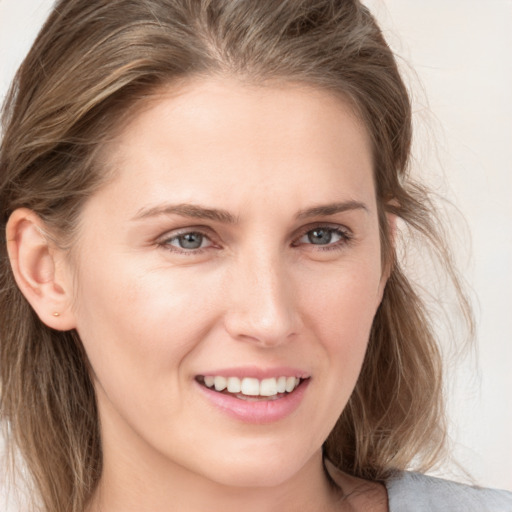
98, 78, 376, 216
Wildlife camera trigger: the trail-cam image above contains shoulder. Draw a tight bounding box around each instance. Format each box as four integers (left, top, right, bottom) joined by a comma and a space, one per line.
385, 471, 512, 512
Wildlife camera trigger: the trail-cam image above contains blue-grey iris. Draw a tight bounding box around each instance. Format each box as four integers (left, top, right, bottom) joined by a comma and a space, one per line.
307, 228, 332, 245
178, 232, 203, 249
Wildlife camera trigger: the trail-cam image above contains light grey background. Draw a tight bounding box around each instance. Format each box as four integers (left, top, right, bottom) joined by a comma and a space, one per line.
1, 0, 511, 500
364, 0, 512, 491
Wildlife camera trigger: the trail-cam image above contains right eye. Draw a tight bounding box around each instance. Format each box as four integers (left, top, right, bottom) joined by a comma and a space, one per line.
159, 230, 215, 253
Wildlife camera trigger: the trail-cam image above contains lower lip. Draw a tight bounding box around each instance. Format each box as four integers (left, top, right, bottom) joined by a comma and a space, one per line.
196, 379, 310, 424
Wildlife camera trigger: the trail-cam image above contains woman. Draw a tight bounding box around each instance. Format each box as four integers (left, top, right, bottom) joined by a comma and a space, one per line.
0, 1, 511, 511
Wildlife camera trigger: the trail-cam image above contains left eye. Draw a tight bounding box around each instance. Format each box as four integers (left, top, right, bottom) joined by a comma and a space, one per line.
166, 232, 212, 250
296, 227, 347, 246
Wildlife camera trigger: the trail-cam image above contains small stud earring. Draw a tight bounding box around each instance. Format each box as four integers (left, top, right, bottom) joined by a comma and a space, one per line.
52, 312, 61, 317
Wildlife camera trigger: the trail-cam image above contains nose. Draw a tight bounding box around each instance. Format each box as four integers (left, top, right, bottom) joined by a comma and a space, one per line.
223, 249, 301, 347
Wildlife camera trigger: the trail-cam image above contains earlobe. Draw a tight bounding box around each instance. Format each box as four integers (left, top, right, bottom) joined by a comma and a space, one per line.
6, 208, 76, 330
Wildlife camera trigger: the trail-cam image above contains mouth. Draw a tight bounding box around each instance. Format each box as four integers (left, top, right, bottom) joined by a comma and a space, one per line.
195, 375, 307, 402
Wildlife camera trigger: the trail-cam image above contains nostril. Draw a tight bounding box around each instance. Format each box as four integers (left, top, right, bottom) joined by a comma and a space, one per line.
222, 263, 300, 345
223, 311, 300, 347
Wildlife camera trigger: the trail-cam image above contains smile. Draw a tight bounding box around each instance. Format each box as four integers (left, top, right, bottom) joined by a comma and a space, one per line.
197, 375, 303, 400
195, 367, 311, 423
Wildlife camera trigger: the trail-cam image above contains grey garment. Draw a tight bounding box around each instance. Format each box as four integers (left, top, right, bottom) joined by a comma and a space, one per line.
386, 472, 512, 512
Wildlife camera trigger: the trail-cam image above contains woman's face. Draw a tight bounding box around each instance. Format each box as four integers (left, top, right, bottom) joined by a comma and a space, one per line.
66, 79, 387, 488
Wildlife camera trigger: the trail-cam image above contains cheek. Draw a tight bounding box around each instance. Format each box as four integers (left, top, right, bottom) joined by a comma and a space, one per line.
298, 259, 382, 393
301, 259, 382, 343
71, 254, 219, 408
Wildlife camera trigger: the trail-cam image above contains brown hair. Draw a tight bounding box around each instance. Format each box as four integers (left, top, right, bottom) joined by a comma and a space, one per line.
0, 1, 471, 511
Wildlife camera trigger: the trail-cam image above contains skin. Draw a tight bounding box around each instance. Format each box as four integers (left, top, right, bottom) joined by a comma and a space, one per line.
7, 78, 390, 511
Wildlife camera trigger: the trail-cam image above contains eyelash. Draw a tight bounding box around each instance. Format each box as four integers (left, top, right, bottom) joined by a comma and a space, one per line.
157, 224, 353, 256
157, 229, 216, 256
292, 225, 353, 252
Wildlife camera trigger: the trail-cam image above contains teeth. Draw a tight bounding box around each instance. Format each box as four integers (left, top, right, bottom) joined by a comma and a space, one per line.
227, 377, 241, 393
214, 376, 227, 391
203, 375, 302, 397
260, 378, 277, 396
285, 376, 297, 393
241, 377, 260, 396
276, 376, 287, 393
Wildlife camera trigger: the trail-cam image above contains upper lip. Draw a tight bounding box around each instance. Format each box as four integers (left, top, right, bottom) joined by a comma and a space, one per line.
196, 366, 311, 379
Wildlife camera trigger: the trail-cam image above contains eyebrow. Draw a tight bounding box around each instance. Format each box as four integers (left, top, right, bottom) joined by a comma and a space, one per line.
132, 200, 368, 223
295, 200, 368, 219
132, 203, 238, 223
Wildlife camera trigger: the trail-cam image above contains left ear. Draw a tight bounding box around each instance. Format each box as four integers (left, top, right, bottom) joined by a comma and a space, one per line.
377, 211, 398, 302
6, 208, 77, 331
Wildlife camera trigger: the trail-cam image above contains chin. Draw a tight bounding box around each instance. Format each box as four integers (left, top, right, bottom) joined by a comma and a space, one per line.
205, 461, 300, 489
190, 442, 315, 489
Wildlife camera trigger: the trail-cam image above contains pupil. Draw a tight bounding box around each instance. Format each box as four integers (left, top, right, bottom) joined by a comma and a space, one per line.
179, 233, 203, 249
308, 229, 332, 245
